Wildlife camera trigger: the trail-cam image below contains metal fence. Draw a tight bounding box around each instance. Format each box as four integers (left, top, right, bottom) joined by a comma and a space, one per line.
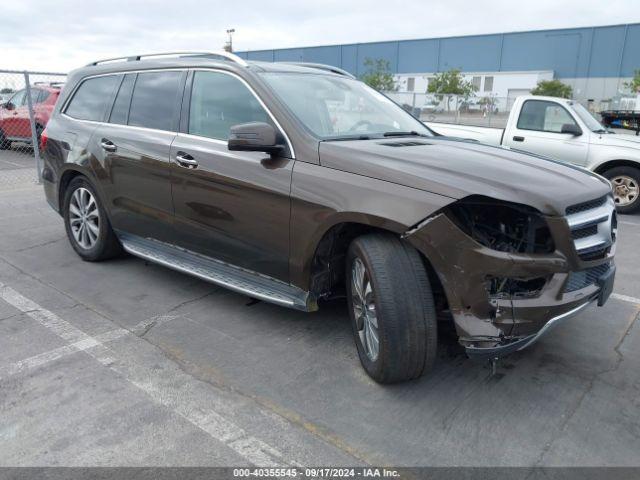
0, 69, 67, 183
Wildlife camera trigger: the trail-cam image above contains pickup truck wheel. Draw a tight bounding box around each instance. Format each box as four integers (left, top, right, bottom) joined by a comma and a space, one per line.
603, 167, 640, 214
0, 129, 10, 150
63, 177, 122, 261
346, 234, 437, 383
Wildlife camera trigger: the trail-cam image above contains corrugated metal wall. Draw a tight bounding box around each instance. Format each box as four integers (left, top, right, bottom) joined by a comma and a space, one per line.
237, 23, 640, 79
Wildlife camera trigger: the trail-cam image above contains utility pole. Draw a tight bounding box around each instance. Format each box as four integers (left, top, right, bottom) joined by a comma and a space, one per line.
224, 29, 235, 52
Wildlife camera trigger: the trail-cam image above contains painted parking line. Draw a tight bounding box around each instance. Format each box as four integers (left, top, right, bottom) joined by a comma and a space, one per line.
0, 282, 300, 467
0, 328, 128, 379
0, 314, 182, 380
611, 293, 640, 305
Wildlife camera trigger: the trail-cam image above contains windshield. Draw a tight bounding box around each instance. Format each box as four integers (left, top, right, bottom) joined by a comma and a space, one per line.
259, 72, 433, 139
571, 102, 607, 132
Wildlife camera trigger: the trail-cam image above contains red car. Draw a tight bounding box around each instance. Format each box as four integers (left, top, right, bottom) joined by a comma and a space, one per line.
0, 83, 62, 149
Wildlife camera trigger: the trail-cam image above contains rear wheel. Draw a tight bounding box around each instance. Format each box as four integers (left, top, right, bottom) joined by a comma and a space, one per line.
63, 176, 122, 261
346, 233, 437, 383
602, 166, 640, 214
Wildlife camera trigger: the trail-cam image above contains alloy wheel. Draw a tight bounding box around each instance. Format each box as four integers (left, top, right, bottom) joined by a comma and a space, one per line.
68, 187, 100, 249
351, 257, 379, 362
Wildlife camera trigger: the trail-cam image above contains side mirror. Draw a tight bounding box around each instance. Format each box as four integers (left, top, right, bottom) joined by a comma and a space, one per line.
2, 102, 14, 111
560, 123, 582, 136
228, 122, 283, 155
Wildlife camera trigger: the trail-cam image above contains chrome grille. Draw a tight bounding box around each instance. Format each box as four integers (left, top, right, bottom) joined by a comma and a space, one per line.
565, 195, 608, 215
566, 196, 616, 261
571, 224, 598, 240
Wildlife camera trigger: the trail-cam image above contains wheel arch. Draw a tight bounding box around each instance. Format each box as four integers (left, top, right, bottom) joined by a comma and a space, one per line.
593, 159, 640, 176
57, 166, 107, 217
293, 213, 407, 298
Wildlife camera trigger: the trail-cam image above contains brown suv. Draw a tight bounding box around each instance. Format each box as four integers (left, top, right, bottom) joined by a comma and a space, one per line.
41, 51, 616, 383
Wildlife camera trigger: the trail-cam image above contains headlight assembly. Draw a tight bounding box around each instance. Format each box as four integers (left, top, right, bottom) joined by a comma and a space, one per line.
445, 195, 555, 254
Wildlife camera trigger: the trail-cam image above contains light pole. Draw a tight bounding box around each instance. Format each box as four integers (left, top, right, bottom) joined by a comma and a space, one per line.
225, 29, 235, 52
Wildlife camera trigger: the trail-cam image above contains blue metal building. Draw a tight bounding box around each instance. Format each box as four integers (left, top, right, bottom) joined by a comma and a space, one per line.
238, 23, 640, 102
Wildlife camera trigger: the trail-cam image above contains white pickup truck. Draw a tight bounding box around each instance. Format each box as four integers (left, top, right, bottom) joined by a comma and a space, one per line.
425, 95, 640, 213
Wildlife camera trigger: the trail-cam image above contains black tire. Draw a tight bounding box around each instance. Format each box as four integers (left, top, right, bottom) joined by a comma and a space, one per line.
346, 233, 437, 384
63, 176, 122, 261
602, 166, 640, 214
0, 129, 10, 150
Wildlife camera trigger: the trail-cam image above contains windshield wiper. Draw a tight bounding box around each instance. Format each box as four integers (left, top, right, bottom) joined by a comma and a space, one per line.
324, 135, 372, 141
383, 130, 427, 137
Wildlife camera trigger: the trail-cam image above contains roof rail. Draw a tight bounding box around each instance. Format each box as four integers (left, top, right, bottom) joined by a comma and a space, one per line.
278, 62, 356, 79
86, 51, 249, 67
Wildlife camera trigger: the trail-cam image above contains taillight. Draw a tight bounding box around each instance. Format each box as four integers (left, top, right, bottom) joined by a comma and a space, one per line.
39, 128, 48, 151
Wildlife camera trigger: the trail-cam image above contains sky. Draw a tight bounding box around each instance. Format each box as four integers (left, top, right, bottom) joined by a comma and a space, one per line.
1, 0, 639, 73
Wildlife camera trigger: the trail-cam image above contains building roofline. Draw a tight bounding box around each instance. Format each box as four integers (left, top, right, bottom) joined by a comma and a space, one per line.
239, 22, 640, 55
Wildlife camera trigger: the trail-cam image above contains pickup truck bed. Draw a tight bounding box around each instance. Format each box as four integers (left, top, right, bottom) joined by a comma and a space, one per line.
425, 122, 504, 145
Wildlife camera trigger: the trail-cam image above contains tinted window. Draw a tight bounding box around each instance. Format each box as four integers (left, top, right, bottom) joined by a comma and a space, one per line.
37, 90, 50, 103
28, 89, 41, 104
189, 71, 270, 140
128, 71, 182, 131
65, 76, 119, 121
517, 100, 577, 133
109, 74, 135, 125
9, 90, 26, 107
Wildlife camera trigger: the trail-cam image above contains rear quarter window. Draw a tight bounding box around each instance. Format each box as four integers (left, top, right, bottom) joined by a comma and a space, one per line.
65, 75, 119, 121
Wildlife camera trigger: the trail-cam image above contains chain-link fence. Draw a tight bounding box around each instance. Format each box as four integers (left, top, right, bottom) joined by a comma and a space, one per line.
0, 70, 67, 185
384, 92, 515, 128
383, 91, 625, 129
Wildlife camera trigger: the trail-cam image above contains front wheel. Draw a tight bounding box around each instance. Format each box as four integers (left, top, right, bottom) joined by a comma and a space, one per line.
602, 166, 640, 214
63, 176, 122, 261
346, 234, 438, 384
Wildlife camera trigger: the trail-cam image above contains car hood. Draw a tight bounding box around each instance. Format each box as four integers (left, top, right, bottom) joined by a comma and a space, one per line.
593, 132, 640, 148
318, 137, 611, 216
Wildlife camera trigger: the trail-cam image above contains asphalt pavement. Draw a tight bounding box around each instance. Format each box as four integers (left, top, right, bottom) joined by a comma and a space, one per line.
0, 148, 639, 467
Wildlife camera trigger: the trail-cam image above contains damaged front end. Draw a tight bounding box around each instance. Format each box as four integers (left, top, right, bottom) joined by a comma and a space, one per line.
404, 195, 616, 360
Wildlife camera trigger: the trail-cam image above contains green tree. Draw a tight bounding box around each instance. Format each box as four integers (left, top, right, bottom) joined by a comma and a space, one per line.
360, 58, 396, 91
427, 69, 477, 111
0, 88, 13, 94
624, 69, 640, 93
530, 79, 573, 98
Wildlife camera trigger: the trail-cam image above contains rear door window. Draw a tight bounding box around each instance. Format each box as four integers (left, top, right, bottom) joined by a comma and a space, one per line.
37, 90, 50, 103
65, 75, 119, 121
127, 71, 182, 131
109, 74, 136, 125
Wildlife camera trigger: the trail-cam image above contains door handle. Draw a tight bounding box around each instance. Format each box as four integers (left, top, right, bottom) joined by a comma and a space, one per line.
175, 151, 198, 169
513, 136, 525, 142
100, 139, 117, 152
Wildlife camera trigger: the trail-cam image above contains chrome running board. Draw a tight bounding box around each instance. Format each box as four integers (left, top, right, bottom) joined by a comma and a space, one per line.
118, 233, 315, 312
